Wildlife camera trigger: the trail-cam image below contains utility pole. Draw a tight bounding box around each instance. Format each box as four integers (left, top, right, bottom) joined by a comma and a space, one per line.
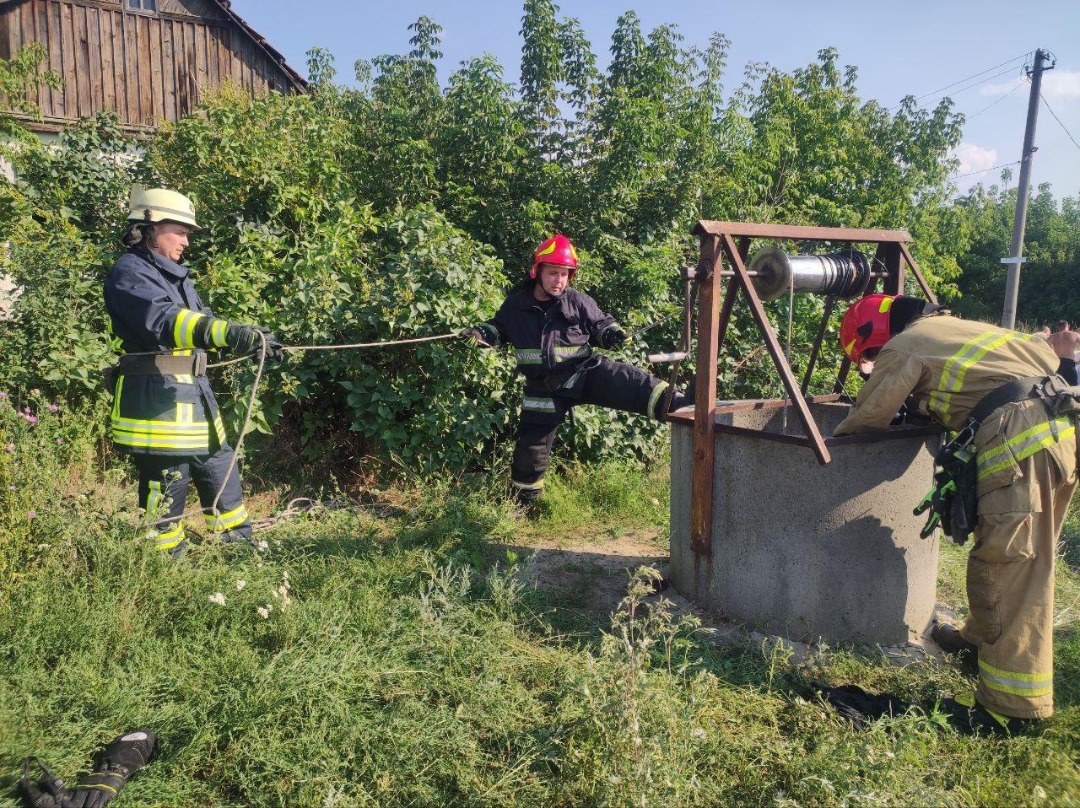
1001, 49, 1054, 329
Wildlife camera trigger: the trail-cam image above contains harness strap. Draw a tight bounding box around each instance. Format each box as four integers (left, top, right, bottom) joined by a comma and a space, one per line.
968, 375, 1054, 425
117, 353, 208, 376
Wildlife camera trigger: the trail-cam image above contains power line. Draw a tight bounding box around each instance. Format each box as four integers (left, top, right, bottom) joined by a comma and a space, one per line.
898, 52, 1031, 109
893, 64, 1028, 112
962, 77, 1027, 122
1040, 93, 1080, 152
950, 160, 1020, 180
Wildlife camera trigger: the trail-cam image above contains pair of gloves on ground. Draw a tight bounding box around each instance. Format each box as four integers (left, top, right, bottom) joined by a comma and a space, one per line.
19, 730, 156, 808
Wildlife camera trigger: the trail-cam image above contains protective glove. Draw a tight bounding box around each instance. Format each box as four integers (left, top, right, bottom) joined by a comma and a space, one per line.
459, 327, 491, 347
62, 772, 126, 808
600, 326, 627, 349
225, 324, 284, 363
61, 730, 157, 808
913, 479, 954, 539
18, 757, 67, 808
256, 327, 286, 363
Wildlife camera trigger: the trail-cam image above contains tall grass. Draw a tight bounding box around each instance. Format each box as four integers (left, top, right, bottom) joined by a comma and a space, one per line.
1, 452, 1079, 806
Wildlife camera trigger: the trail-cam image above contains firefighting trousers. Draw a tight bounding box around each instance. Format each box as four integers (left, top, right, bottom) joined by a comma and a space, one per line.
510, 356, 683, 501
960, 447, 1077, 719
132, 444, 252, 551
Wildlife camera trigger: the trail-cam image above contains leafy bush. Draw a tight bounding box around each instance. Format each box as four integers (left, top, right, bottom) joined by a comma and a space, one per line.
0, 11, 974, 482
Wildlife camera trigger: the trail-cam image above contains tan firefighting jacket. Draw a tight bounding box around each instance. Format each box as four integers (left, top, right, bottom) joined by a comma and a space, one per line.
834, 314, 1078, 497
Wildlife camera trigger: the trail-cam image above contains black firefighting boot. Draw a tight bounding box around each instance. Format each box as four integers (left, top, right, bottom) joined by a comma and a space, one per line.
511, 487, 542, 520
931, 622, 978, 676
656, 374, 696, 422
937, 693, 1034, 737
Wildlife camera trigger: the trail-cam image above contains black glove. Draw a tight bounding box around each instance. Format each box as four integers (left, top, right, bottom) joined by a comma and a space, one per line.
257, 327, 285, 363
62, 730, 157, 808
18, 757, 67, 808
459, 327, 491, 347
600, 326, 627, 349
61, 772, 126, 808
225, 324, 284, 363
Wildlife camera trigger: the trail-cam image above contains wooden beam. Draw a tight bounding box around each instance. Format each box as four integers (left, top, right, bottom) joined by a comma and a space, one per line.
899, 242, 938, 304
689, 236, 723, 556
693, 221, 911, 244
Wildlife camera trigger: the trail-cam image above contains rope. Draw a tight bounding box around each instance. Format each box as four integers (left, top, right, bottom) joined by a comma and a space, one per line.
283, 333, 458, 351
160, 331, 458, 534
203, 332, 458, 369
147, 319, 676, 539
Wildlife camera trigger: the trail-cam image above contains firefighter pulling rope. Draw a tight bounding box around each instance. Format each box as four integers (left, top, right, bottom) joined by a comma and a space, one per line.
104, 188, 689, 548
196, 302, 682, 529
102, 187, 463, 555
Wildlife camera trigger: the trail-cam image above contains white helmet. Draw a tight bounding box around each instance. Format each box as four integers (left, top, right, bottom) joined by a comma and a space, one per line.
127, 186, 199, 229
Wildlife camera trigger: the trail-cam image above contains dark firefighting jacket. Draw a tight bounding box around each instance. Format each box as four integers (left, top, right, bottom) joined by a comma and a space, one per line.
475, 286, 623, 396
103, 248, 231, 456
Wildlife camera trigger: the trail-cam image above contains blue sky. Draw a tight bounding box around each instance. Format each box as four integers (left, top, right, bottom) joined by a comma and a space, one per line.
230, 0, 1080, 200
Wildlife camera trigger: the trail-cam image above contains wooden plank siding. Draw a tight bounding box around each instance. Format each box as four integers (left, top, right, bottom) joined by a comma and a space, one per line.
1, 0, 303, 133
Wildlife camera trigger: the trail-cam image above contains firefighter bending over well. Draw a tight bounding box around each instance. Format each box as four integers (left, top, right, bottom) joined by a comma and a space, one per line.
461, 234, 693, 510
104, 187, 283, 555
833, 293, 1079, 734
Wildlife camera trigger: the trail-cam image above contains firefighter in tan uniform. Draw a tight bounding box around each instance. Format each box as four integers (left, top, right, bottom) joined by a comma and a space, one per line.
834, 294, 1078, 733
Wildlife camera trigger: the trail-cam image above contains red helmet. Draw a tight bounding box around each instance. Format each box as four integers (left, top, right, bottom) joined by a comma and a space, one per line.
839, 294, 897, 363
531, 234, 579, 281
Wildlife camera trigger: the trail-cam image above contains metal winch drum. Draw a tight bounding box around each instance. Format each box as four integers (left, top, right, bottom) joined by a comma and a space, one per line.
747, 246, 873, 302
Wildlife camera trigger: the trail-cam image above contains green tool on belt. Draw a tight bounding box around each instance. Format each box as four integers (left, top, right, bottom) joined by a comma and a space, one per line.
914, 423, 978, 544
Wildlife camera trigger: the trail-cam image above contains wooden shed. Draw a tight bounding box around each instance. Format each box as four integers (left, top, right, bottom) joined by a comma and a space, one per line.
0, 0, 306, 132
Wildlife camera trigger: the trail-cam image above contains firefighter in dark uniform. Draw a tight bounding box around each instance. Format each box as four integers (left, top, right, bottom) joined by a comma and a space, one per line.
104, 187, 281, 555
462, 234, 692, 507
834, 294, 1079, 734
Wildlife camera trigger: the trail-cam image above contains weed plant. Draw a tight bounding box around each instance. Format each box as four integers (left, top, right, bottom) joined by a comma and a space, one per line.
0, 389, 109, 602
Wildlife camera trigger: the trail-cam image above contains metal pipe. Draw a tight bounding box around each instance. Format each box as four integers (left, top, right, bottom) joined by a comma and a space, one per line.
648, 351, 689, 364
744, 246, 873, 302
710, 269, 886, 280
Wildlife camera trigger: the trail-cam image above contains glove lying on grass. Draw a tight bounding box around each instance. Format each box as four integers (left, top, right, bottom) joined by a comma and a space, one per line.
66, 729, 158, 808
17, 729, 158, 808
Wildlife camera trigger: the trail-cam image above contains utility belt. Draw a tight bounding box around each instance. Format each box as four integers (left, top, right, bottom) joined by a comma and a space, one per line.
104, 352, 207, 391
915, 374, 1079, 544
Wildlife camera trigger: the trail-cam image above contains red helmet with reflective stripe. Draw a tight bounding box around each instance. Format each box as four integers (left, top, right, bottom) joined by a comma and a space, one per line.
839, 294, 897, 363
531, 234, 579, 281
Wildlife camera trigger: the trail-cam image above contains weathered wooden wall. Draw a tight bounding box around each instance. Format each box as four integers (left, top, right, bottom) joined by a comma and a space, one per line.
0, 0, 300, 131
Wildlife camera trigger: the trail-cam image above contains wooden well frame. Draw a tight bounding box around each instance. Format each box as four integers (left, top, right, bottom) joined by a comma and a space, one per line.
669, 221, 940, 555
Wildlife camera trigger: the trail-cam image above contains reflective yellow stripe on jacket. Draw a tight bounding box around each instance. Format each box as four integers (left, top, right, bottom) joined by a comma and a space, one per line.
173, 310, 206, 350
111, 381, 227, 452
977, 417, 1076, 480
929, 329, 1030, 423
